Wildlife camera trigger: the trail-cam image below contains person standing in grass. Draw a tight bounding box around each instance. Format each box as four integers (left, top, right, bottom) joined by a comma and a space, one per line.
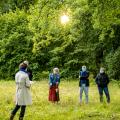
95, 67, 110, 103
48, 67, 60, 103
10, 63, 32, 120
79, 65, 89, 104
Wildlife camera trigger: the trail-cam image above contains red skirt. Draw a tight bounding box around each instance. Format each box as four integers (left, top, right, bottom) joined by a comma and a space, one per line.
48, 85, 60, 102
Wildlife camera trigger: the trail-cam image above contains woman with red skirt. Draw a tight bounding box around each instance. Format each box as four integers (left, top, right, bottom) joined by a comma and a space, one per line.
48, 68, 60, 102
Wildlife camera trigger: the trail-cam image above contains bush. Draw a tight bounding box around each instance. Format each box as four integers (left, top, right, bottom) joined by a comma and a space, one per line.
0, 10, 33, 79
33, 71, 49, 80
105, 47, 120, 80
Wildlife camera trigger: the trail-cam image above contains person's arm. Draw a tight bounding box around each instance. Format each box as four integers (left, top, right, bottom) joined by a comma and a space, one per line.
86, 71, 89, 79
25, 75, 31, 88
79, 71, 83, 79
56, 74, 60, 86
58, 74, 60, 84
54, 74, 60, 90
106, 74, 110, 84
29, 69, 33, 81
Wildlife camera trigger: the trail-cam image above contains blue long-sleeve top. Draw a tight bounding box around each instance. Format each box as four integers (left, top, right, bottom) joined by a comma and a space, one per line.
79, 71, 89, 86
49, 73, 60, 86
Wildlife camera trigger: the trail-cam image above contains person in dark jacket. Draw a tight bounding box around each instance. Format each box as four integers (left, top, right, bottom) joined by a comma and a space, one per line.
79, 66, 89, 104
95, 67, 110, 103
23, 61, 33, 81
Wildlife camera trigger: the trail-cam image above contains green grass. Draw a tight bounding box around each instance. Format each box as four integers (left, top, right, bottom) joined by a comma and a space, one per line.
0, 80, 120, 120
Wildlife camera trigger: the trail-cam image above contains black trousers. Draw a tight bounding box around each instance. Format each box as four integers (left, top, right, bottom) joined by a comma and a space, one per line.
11, 105, 26, 118
98, 86, 110, 103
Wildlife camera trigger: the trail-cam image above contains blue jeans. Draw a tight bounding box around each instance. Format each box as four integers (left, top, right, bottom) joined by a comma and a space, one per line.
98, 86, 110, 103
80, 84, 89, 103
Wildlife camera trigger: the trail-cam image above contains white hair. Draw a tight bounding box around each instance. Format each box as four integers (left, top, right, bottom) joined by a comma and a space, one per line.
53, 67, 59, 74
82, 65, 86, 71
23, 60, 29, 66
100, 67, 105, 73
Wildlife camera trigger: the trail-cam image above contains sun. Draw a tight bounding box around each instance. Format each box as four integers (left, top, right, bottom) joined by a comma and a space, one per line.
60, 14, 69, 24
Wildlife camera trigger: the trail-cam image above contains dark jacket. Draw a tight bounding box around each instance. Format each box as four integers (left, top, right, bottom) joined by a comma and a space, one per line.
95, 73, 109, 87
79, 71, 89, 87
27, 68, 33, 81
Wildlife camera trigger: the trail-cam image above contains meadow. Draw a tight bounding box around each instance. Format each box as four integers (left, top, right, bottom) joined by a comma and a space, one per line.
0, 80, 120, 120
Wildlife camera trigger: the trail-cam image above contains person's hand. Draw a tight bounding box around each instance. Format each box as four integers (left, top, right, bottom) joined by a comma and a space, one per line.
56, 89, 58, 92
49, 85, 52, 89
30, 81, 34, 84
49, 83, 52, 88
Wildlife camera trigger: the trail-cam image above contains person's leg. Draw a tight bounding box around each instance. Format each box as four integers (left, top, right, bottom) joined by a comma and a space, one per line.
80, 86, 84, 103
84, 87, 89, 104
98, 87, 103, 102
19, 106, 26, 120
103, 87, 110, 103
10, 105, 20, 120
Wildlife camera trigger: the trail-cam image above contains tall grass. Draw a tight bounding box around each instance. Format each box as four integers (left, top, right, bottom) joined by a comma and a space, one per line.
0, 80, 120, 120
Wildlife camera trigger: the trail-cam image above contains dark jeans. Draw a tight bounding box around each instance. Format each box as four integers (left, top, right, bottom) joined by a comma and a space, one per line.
98, 86, 110, 103
11, 105, 26, 118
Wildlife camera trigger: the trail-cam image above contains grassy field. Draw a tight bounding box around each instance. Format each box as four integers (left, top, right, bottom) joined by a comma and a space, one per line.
0, 80, 120, 120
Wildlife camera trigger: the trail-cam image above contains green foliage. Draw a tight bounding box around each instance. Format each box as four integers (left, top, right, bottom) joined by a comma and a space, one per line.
105, 47, 120, 80
0, 0, 37, 13
0, 0, 120, 80
0, 10, 33, 79
33, 71, 49, 80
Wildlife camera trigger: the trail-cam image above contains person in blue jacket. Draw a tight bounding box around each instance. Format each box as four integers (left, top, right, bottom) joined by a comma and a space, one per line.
79, 66, 89, 104
48, 68, 60, 102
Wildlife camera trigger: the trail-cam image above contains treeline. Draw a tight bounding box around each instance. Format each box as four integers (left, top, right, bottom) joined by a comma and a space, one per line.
0, 0, 120, 80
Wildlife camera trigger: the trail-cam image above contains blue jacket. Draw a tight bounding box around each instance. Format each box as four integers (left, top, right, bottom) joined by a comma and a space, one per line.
79, 71, 89, 87
49, 73, 60, 86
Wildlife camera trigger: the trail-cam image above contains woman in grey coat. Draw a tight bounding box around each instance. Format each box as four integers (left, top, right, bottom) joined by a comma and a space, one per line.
10, 62, 32, 120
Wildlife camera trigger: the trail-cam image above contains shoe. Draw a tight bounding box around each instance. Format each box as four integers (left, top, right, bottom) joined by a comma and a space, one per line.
19, 117, 23, 120
10, 114, 14, 120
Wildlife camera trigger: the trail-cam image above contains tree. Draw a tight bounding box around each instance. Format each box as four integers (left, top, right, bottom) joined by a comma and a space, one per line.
0, 10, 33, 79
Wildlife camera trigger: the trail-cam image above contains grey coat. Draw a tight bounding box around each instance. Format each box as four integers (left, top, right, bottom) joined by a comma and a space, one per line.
15, 71, 32, 105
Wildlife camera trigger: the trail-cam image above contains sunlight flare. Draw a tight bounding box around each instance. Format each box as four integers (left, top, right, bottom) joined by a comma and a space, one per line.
60, 14, 69, 24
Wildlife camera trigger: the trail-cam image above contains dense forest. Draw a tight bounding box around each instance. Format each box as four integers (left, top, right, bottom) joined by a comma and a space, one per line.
0, 0, 120, 80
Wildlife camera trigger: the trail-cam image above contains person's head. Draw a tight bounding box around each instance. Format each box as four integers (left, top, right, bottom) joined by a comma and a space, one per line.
100, 67, 105, 74
82, 65, 86, 72
19, 63, 27, 70
53, 67, 59, 74
23, 60, 29, 66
